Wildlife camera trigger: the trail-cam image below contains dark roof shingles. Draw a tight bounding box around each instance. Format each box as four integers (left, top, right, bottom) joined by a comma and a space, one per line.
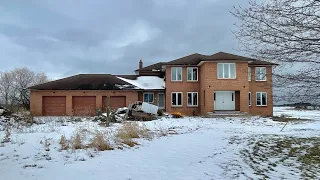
29, 74, 137, 90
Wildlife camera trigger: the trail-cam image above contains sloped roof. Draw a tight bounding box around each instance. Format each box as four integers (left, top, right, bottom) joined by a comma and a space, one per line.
117, 76, 165, 90
29, 74, 138, 90
165, 52, 276, 65
135, 62, 167, 71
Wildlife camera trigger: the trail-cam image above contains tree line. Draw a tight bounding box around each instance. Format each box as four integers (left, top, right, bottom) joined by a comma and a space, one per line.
0, 67, 49, 111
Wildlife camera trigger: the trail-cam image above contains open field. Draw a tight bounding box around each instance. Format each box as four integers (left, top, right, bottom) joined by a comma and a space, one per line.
0, 107, 319, 180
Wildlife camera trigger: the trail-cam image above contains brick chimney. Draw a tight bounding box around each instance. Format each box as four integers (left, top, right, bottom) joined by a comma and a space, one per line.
139, 59, 143, 69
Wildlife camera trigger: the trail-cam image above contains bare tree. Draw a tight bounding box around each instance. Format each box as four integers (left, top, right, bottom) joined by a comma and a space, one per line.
0, 68, 49, 110
232, 0, 320, 104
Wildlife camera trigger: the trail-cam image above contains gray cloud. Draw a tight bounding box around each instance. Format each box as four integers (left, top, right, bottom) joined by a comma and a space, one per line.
0, 0, 249, 79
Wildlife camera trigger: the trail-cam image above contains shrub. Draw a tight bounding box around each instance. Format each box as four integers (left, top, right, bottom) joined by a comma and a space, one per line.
88, 131, 113, 151
1, 125, 11, 143
59, 135, 69, 150
122, 138, 139, 147
70, 133, 84, 150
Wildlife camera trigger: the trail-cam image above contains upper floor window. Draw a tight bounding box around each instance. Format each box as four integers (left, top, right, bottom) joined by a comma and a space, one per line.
143, 93, 154, 103
248, 67, 251, 81
256, 92, 267, 106
255, 67, 267, 81
187, 67, 198, 81
171, 67, 182, 81
218, 63, 236, 79
187, 92, 198, 107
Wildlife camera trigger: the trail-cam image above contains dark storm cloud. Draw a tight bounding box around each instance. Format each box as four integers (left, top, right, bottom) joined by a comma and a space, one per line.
0, 0, 249, 79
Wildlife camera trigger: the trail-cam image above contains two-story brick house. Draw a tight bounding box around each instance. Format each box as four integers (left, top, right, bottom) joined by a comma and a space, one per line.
29, 52, 276, 116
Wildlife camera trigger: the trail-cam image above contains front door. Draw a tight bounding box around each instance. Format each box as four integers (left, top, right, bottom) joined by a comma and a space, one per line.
214, 91, 235, 110
158, 93, 165, 109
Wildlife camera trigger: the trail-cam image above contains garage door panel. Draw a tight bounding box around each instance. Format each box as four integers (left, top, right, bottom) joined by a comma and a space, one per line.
102, 96, 126, 111
42, 96, 66, 116
73, 96, 96, 116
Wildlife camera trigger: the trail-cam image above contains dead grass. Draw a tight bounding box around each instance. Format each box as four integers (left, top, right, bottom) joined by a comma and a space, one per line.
88, 131, 113, 151
116, 122, 149, 139
70, 133, 84, 150
40, 138, 51, 151
272, 114, 310, 122
59, 135, 69, 150
1, 125, 11, 143
122, 138, 139, 147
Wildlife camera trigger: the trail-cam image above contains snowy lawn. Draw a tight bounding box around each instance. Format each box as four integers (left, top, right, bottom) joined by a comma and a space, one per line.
0, 107, 320, 180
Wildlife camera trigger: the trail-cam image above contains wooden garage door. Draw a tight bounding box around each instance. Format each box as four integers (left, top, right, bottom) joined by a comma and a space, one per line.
102, 96, 126, 111
73, 96, 96, 116
42, 96, 66, 116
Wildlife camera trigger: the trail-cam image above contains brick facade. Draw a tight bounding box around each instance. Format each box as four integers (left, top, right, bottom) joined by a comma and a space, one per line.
30, 90, 138, 116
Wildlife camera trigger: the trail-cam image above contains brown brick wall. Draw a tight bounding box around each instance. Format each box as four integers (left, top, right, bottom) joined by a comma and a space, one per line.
30, 90, 139, 116
249, 66, 273, 116
165, 66, 200, 115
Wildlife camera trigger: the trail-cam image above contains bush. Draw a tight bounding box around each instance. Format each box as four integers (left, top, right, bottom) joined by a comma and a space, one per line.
116, 122, 149, 139
59, 135, 69, 150
88, 132, 113, 151
70, 133, 84, 150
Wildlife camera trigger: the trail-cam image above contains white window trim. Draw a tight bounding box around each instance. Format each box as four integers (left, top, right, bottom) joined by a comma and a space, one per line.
187, 67, 198, 81
158, 93, 165, 109
255, 67, 267, 81
249, 92, 252, 106
217, 63, 236, 79
171, 67, 183, 82
256, 92, 267, 106
171, 92, 183, 107
248, 67, 251, 81
143, 92, 154, 103
187, 92, 198, 107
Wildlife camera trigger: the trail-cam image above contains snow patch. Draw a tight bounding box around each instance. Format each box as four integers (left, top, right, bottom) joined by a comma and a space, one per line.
117, 76, 165, 90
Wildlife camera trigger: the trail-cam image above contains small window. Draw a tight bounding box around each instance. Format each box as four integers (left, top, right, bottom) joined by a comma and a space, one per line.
143, 93, 154, 103
217, 63, 236, 79
187, 92, 198, 106
256, 92, 267, 106
249, 92, 251, 106
187, 67, 198, 81
171, 67, 182, 81
255, 67, 266, 81
248, 67, 251, 81
171, 92, 182, 106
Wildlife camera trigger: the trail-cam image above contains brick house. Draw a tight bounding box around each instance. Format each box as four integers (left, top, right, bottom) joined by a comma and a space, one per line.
29, 52, 277, 116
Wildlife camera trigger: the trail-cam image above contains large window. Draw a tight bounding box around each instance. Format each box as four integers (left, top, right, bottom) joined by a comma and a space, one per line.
187, 92, 198, 107
171, 67, 182, 81
187, 67, 198, 81
248, 67, 251, 81
255, 67, 267, 81
218, 63, 236, 79
249, 92, 251, 106
143, 93, 154, 103
256, 92, 267, 106
171, 92, 182, 106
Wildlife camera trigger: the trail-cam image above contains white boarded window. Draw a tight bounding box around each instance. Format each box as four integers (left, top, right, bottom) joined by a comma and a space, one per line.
187, 92, 198, 106
218, 63, 236, 79
187, 67, 198, 81
171, 67, 182, 81
256, 92, 267, 106
171, 92, 182, 106
255, 67, 267, 81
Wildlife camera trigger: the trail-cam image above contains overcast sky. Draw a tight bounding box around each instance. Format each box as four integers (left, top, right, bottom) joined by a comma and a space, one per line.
0, 0, 250, 79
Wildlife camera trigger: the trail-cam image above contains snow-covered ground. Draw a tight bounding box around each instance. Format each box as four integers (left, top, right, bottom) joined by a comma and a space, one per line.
0, 107, 319, 180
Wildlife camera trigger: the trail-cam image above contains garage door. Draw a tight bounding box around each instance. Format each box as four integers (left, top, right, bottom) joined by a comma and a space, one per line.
42, 96, 66, 116
102, 96, 126, 111
73, 96, 96, 116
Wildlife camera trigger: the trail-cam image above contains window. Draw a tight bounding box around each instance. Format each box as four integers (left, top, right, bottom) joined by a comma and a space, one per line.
143, 93, 154, 103
187, 92, 198, 106
256, 92, 267, 106
217, 63, 236, 79
171, 67, 182, 81
249, 92, 251, 106
187, 67, 198, 81
248, 67, 251, 81
256, 67, 266, 81
171, 92, 182, 106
